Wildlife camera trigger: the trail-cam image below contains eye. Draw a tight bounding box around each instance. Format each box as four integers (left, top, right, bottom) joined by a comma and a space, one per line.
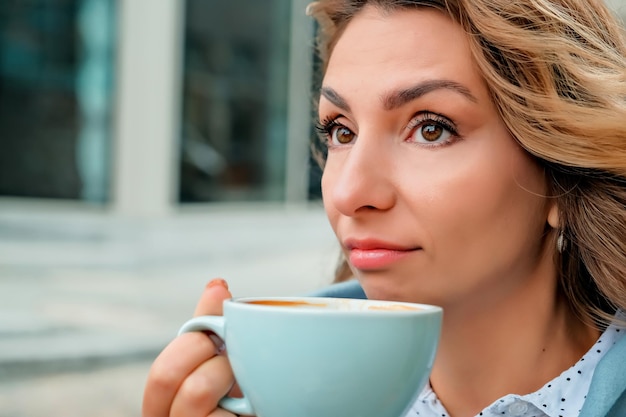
315, 117, 357, 146
420, 123, 449, 142
331, 125, 356, 145
407, 112, 457, 146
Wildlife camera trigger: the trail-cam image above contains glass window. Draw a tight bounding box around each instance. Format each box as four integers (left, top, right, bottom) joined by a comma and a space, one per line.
0, 0, 115, 202
180, 0, 292, 202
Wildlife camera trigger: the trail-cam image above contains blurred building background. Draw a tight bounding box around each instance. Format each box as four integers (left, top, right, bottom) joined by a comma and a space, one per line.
0, 0, 320, 215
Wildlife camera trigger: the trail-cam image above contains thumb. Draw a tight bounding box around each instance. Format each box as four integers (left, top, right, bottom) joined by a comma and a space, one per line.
193, 278, 233, 317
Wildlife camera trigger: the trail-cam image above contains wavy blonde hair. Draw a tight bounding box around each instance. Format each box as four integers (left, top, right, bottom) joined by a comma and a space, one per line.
307, 0, 626, 327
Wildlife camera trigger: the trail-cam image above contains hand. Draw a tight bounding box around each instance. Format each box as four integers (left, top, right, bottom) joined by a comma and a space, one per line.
143, 279, 240, 417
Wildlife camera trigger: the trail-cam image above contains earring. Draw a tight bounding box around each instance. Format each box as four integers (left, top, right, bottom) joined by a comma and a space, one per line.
557, 231, 566, 253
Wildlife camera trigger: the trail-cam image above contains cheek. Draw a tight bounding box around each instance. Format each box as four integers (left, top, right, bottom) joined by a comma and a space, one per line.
321, 167, 338, 225
320, 165, 331, 205
426, 147, 549, 259
404, 135, 546, 237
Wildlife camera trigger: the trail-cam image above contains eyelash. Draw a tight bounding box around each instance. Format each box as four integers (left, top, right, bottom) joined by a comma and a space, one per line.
315, 112, 459, 148
314, 116, 343, 139
407, 111, 459, 146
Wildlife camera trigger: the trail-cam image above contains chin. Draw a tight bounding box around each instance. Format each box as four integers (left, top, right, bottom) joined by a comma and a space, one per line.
359, 279, 441, 306
360, 281, 414, 303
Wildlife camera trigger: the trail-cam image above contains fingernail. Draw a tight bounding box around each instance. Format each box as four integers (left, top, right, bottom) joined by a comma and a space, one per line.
207, 278, 229, 290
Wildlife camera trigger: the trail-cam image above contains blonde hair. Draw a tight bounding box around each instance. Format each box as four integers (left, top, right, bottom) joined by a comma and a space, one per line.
308, 0, 626, 327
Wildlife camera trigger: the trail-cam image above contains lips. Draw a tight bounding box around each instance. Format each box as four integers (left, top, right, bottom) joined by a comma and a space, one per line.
345, 239, 420, 270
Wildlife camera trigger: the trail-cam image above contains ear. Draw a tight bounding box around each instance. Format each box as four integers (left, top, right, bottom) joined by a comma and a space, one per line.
547, 200, 560, 229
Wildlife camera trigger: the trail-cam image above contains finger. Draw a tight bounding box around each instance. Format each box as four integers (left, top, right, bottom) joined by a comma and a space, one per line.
143, 332, 219, 417
170, 354, 235, 417
143, 280, 229, 417
194, 278, 233, 317
195, 279, 234, 351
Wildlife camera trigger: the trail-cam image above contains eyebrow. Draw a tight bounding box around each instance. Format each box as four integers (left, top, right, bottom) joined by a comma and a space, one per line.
383, 79, 478, 110
320, 79, 477, 113
320, 87, 352, 112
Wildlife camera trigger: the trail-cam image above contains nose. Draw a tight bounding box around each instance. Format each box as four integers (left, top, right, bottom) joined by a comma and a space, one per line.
323, 135, 396, 216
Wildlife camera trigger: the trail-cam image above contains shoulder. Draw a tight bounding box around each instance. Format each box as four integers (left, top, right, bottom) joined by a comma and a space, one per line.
581, 325, 626, 417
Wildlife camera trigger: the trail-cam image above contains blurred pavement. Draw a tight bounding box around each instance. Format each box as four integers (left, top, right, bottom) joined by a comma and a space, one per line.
0, 200, 339, 417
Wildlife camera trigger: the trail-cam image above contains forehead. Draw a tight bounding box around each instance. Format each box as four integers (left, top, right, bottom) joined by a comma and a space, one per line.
323, 6, 488, 101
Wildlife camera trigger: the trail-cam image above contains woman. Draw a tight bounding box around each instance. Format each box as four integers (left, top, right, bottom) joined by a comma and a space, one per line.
142, 1, 626, 416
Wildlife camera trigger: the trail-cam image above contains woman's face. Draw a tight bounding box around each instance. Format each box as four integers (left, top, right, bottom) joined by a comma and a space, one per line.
320, 6, 557, 308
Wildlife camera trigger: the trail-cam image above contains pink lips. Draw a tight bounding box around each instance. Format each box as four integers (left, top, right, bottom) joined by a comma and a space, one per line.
345, 239, 419, 270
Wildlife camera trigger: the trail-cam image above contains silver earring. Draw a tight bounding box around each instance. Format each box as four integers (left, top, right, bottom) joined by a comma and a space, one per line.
557, 231, 566, 253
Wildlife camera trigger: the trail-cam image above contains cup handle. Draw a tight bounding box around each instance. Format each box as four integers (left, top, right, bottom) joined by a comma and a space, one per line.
177, 316, 255, 416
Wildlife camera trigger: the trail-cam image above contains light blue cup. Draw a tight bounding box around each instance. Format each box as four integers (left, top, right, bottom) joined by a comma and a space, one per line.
178, 297, 442, 417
